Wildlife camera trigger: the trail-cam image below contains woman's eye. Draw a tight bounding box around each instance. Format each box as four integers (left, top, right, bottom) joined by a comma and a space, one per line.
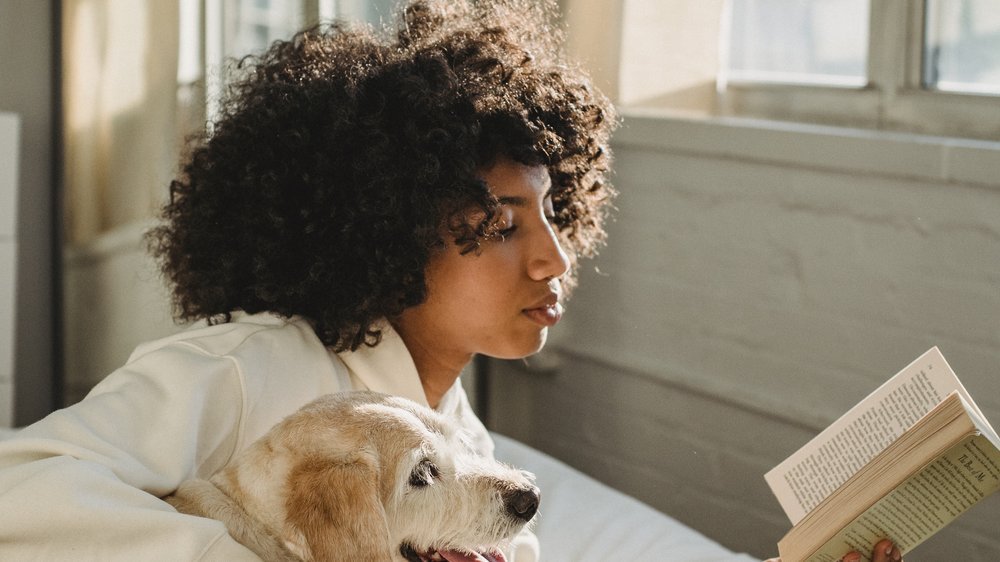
489, 207, 517, 241
497, 224, 518, 239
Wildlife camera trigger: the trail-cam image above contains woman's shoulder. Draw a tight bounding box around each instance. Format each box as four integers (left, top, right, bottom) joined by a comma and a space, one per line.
118, 311, 349, 446
126, 312, 322, 363
123, 312, 343, 409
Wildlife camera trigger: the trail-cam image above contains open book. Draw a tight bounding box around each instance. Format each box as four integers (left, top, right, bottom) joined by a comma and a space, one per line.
766, 347, 1000, 562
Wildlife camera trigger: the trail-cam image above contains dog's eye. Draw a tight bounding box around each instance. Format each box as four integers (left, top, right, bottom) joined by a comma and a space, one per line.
409, 459, 440, 488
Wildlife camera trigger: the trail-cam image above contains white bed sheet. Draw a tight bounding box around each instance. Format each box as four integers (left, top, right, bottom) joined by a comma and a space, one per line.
491, 432, 759, 562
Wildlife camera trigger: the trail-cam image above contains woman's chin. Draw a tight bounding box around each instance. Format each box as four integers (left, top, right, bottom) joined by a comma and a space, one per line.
485, 328, 549, 360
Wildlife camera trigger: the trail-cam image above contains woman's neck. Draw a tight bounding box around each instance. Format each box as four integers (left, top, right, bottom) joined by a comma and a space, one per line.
392, 325, 471, 409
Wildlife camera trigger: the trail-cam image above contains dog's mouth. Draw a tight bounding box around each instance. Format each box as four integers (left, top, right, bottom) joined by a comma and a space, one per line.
399, 543, 507, 562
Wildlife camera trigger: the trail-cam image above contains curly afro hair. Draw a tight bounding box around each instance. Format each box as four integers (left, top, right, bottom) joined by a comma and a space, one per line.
148, 0, 617, 351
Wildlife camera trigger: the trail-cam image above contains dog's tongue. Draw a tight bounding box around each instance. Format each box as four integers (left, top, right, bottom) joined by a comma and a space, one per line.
439, 550, 507, 562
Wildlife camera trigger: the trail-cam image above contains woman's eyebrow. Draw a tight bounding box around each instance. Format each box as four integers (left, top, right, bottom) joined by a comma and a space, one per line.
497, 195, 529, 207
496, 187, 553, 208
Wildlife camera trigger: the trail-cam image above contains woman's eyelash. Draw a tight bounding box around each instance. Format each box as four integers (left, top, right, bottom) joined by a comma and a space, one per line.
497, 224, 518, 239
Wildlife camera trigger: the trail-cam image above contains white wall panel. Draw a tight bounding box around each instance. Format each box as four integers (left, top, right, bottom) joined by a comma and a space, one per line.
0, 113, 21, 428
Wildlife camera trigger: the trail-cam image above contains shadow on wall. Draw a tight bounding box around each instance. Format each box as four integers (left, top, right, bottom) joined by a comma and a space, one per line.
62, 220, 180, 405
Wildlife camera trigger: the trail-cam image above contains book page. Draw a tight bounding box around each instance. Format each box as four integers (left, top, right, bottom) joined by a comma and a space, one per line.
790, 434, 1000, 562
766, 347, 979, 524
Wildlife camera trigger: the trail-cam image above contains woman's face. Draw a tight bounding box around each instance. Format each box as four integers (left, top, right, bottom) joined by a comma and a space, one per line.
395, 158, 571, 364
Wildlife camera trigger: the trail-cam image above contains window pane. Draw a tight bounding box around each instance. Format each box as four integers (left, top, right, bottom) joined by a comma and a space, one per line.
924, 0, 1000, 95
334, 0, 405, 27
177, 0, 202, 84
224, 0, 304, 59
204, 0, 304, 122
724, 0, 870, 87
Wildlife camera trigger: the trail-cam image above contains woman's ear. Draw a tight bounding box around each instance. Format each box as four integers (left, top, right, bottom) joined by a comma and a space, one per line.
284, 455, 392, 561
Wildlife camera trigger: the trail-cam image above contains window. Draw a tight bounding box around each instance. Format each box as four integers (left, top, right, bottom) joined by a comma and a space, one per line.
724, 0, 870, 88
717, 0, 1000, 140
216, 0, 306, 61
178, 0, 403, 127
203, 0, 309, 122
923, 0, 1000, 95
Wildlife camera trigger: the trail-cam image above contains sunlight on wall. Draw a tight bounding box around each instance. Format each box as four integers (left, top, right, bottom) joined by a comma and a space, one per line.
561, 0, 724, 111
62, 0, 179, 245
618, 0, 724, 109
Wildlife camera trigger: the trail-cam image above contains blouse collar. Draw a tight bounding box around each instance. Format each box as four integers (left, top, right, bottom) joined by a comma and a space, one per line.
336, 320, 434, 409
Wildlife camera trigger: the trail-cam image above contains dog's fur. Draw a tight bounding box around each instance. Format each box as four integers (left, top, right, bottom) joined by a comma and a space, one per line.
166, 391, 539, 562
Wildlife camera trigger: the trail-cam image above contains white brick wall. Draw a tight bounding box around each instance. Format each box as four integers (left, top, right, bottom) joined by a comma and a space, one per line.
488, 113, 1000, 561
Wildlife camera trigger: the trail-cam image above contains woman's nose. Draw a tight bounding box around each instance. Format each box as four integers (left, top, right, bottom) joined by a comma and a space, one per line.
527, 222, 571, 281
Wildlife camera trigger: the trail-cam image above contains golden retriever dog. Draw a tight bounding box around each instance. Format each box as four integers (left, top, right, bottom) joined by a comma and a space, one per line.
166, 390, 539, 562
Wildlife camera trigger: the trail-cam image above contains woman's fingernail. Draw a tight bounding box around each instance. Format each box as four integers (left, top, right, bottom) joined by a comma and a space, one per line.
885, 543, 894, 555
892, 547, 902, 562
842, 553, 861, 562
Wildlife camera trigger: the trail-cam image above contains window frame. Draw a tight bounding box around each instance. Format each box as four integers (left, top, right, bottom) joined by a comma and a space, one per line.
186, 0, 390, 125
202, 0, 321, 123
716, 0, 1000, 141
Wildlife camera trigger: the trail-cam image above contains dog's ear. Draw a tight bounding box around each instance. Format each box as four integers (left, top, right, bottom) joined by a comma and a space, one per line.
284, 455, 393, 562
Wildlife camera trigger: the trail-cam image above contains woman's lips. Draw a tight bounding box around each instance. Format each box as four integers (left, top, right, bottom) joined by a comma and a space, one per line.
522, 301, 563, 327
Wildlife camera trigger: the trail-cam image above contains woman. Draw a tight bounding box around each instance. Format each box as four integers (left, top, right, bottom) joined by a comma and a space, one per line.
0, 2, 607, 560
0, 1, 898, 560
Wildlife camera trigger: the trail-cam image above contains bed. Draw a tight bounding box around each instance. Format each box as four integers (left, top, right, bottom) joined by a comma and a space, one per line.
491, 432, 758, 561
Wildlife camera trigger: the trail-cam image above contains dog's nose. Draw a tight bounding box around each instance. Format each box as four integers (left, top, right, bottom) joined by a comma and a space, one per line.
504, 485, 540, 521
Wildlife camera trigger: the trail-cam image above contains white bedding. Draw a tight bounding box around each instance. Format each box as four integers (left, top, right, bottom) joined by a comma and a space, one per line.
491, 432, 758, 562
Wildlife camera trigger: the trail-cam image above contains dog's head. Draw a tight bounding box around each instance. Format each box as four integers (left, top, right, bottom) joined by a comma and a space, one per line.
214, 390, 538, 562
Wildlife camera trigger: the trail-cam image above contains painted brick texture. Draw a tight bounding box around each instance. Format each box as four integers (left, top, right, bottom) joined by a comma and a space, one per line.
488, 115, 1000, 561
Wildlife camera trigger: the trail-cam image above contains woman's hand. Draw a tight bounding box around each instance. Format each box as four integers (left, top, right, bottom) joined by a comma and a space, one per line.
839, 538, 903, 562
763, 538, 902, 562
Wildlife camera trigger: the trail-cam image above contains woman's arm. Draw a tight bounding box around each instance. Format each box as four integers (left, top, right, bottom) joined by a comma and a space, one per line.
0, 342, 258, 560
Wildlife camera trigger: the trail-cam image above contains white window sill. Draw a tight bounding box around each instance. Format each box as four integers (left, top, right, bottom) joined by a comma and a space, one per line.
616, 108, 1000, 190
63, 219, 157, 266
